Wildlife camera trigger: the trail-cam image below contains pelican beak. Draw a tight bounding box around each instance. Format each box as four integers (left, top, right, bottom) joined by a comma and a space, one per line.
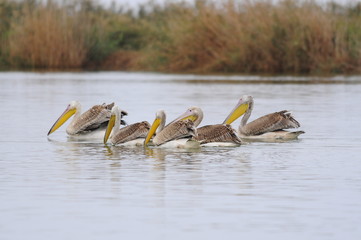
144, 117, 161, 146
180, 115, 197, 122
47, 105, 76, 135
223, 101, 249, 125
167, 110, 198, 126
104, 114, 116, 144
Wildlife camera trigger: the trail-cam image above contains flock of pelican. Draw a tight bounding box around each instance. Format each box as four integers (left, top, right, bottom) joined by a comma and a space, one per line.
47, 95, 305, 148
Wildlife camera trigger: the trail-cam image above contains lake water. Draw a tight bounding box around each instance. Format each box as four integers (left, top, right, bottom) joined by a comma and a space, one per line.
1, 72, 361, 240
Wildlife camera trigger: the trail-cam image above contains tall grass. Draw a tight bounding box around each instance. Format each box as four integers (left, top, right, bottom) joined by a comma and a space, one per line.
1, 0, 147, 69
0, 0, 360, 73
147, 0, 361, 73
8, 2, 87, 68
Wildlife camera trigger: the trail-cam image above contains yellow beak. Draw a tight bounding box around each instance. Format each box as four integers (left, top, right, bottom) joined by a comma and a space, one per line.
104, 114, 116, 144
47, 107, 76, 135
144, 118, 161, 146
180, 115, 197, 122
223, 103, 249, 125
167, 110, 198, 127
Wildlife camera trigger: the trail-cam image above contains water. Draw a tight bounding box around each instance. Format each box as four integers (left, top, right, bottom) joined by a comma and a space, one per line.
1, 72, 361, 240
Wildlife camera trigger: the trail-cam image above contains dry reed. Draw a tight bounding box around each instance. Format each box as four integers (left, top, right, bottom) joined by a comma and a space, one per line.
1, 0, 360, 73
8, 3, 88, 68
148, 0, 361, 73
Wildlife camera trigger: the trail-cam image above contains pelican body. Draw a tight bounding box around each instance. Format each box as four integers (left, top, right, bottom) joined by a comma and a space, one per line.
196, 124, 241, 146
48, 101, 126, 140
144, 110, 199, 148
224, 95, 304, 140
172, 107, 242, 146
104, 106, 150, 146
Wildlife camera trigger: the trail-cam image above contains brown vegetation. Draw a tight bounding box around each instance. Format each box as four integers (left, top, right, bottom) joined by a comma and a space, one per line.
8, 3, 87, 68
0, 0, 360, 74
149, 0, 361, 73
98, 50, 143, 70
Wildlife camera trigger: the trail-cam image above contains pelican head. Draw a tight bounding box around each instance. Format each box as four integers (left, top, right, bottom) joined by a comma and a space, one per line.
47, 100, 81, 135
168, 106, 204, 127
223, 95, 253, 125
144, 110, 166, 146
103, 105, 123, 144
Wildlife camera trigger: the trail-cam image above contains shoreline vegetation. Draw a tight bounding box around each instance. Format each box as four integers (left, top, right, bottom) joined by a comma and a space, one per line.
0, 0, 360, 74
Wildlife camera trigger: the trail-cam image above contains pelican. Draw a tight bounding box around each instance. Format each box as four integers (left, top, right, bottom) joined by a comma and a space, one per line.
171, 107, 242, 146
103, 106, 150, 146
144, 110, 199, 148
47, 101, 127, 140
223, 95, 305, 140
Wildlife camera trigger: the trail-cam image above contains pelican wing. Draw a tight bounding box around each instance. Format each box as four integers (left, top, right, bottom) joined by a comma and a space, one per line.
153, 120, 196, 146
240, 110, 300, 136
112, 121, 150, 144
196, 124, 242, 144
102, 103, 128, 118
72, 104, 114, 134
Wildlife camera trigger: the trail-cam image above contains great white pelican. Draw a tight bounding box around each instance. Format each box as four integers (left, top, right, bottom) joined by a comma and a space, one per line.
144, 109, 200, 148
223, 95, 304, 140
171, 106, 242, 146
103, 105, 150, 146
47, 101, 126, 140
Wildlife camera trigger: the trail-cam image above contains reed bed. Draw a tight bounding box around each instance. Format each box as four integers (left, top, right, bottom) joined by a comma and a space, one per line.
0, 0, 360, 74
148, 0, 361, 73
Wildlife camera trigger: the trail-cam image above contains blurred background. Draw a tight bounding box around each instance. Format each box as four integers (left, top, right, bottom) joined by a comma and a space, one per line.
0, 0, 360, 74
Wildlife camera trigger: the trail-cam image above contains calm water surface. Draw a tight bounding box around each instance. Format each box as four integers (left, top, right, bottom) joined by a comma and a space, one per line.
1, 72, 361, 240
